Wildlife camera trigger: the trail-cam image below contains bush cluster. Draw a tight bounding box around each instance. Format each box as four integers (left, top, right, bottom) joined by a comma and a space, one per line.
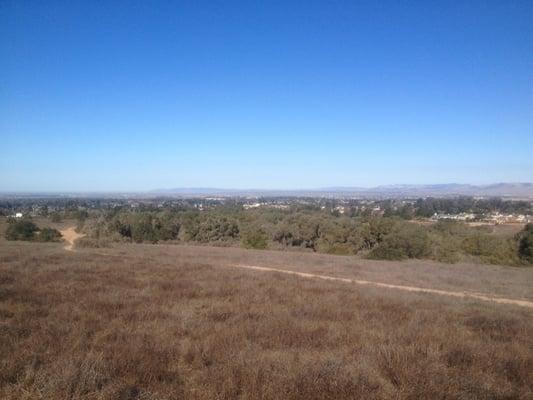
517, 223, 533, 263
368, 224, 431, 260
79, 208, 533, 266
5, 220, 62, 242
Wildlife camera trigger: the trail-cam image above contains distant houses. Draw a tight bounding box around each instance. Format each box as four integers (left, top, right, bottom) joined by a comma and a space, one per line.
432, 212, 476, 222
431, 212, 531, 224
485, 213, 531, 224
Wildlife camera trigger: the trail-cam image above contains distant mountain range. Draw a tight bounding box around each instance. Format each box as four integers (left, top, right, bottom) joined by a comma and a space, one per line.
152, 183, 533, 198
3, 183, 532, 199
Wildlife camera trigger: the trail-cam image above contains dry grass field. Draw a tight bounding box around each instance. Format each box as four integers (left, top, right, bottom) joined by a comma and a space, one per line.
1, 234, 532, 399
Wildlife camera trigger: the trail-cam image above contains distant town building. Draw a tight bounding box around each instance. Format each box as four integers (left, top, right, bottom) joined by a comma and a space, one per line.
243, 203, 262, 209
432, 213, 475, 221
431, 212, 531, 224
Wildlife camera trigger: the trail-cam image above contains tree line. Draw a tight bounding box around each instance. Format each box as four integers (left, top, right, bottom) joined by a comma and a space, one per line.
75, 207, 533, 266
3, 201, 532, 266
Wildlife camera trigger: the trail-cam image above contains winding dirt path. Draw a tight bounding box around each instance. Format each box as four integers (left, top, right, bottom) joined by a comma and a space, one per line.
231, 265, 533, 309
60, 227, 85, 251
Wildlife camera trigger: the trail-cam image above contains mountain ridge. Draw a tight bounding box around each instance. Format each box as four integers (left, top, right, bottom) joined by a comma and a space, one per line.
151, 183, 533, 198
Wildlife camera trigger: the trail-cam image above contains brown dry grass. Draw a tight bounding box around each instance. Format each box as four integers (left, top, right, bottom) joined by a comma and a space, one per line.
90, 241, 533, 300
1, 239, 532, 399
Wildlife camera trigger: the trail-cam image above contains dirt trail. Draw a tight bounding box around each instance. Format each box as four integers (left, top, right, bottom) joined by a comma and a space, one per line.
61, 242, 532, 309
231, 265, 533, 309
60, 227, 85, 251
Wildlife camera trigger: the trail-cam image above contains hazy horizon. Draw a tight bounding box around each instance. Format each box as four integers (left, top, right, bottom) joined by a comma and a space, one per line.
2, 1, 532, 191
1, 182, 533, 196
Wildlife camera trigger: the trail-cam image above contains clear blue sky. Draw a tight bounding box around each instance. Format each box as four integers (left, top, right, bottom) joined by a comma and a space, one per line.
1, 1, 532, 191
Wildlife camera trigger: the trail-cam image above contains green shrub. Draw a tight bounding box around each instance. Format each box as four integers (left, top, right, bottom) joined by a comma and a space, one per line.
5, 220, 39, 241
368, 224, 431, 260
517, 224, 533, 264
131, 214, 158, 243
315, 219, 362, 255
36, 227, 62, 242
462, 233, 518, 265
5, 221, 62, 243
109, 212, 180, 243
186, 215, 239, 243
241, 227, 268, 249
428, 221, 466, 263
360, 218, 397, 250
431, 240, 461, 263
204, 216, 239, 242
272, 214, 322, 250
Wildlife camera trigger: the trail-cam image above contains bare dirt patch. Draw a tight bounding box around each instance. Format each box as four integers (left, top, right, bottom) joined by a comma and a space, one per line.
60, 227, 85, 250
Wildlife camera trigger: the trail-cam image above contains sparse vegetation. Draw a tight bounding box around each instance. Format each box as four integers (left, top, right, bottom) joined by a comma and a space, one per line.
0, 239, 532, 399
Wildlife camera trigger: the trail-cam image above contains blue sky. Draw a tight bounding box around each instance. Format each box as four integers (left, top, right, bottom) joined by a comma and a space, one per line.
1, 1, 532, 191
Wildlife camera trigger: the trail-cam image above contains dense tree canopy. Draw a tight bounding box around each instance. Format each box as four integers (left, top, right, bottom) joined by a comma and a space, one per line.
73, 206, 533, 266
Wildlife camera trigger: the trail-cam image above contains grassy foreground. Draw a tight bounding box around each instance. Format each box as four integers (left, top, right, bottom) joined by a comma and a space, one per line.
1, 240, 532, 399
